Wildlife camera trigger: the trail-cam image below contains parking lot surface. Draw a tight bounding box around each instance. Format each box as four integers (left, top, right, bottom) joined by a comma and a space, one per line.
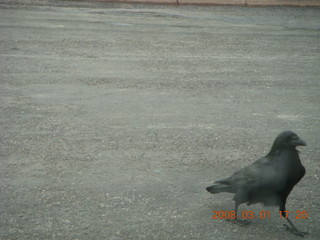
1, 1, 320, 239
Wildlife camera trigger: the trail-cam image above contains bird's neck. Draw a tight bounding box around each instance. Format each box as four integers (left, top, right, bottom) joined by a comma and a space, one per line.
268, 146, 299, 157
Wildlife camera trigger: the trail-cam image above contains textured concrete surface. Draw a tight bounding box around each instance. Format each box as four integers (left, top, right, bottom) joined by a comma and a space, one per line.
1, 1, 320, 240
70, 0, 320, 7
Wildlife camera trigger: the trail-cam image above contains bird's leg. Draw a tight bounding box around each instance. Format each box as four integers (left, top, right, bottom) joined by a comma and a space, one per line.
226, 202, 251, 225
280, 205, 308, 237
283, 217, 308, 237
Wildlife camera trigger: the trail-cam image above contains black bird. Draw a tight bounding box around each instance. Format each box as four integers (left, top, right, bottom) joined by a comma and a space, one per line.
206, 131, 307, 236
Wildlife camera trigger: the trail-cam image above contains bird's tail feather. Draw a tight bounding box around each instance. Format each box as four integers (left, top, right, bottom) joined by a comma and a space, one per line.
206, 184, 232, 194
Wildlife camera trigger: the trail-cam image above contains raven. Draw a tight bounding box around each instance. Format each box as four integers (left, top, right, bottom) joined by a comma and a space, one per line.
206, 131, 307, 236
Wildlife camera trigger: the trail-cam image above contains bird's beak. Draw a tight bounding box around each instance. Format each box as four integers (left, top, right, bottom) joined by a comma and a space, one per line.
291, 137, 307, 146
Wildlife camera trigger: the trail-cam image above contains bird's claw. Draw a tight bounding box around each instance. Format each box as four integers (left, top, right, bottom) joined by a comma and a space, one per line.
227, 218, 252, 226
283, 224, 308, 237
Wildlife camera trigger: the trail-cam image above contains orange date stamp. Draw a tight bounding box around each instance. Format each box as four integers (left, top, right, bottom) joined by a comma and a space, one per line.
212, 210, 308, 220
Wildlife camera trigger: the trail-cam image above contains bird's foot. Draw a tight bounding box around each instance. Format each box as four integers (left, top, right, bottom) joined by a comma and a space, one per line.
226, 218, 252, 226
283, 224, 308, 237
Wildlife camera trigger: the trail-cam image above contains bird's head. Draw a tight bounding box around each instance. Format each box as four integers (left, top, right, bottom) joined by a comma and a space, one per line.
271, 130, 307, 151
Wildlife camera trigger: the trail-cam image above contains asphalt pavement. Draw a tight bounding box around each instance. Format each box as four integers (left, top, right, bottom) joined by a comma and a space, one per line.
0, 1, 320, 239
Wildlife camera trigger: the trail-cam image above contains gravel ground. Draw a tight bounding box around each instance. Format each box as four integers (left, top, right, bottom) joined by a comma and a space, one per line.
0, 1, 320, 239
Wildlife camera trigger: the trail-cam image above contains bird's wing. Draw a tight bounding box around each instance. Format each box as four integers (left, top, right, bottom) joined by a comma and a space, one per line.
218, 157, 280, 191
